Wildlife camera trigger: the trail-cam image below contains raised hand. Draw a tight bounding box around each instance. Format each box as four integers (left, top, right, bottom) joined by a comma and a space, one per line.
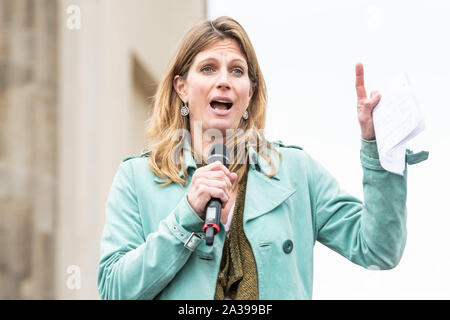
355, 62, 381, 141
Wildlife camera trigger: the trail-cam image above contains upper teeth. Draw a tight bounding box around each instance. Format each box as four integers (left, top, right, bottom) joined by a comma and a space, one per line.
215, 100, 231, 103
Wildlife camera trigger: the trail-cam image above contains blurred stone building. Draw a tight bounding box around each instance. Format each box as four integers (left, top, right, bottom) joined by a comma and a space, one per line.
0, 0, 206, 299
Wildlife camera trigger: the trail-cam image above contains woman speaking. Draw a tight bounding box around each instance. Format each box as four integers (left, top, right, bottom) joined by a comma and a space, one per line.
97, 16, 427, 300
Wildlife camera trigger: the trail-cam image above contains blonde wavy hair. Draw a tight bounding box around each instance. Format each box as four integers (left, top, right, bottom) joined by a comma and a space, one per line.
145, 16, 281, 189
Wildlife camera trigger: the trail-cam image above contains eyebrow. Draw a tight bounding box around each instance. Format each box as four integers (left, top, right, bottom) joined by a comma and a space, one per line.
196, 57, 247, 67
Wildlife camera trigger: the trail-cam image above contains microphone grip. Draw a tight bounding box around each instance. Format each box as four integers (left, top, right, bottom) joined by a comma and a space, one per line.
203, 198, 222, 246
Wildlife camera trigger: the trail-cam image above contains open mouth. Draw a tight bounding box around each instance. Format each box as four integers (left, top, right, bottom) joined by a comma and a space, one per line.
210, 100, 233, 110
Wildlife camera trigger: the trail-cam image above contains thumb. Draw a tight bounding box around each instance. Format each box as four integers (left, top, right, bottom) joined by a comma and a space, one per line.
369, 91, 381, 108
370, 90, 381, 101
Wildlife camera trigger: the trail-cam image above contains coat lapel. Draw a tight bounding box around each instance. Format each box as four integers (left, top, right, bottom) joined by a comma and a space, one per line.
244, 144, 296, 223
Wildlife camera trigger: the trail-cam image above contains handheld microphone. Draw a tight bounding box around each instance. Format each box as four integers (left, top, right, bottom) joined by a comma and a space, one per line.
202, 143, 230, 246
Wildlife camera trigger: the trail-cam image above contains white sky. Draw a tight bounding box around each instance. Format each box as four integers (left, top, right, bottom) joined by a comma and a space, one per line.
208, 0, 450, 299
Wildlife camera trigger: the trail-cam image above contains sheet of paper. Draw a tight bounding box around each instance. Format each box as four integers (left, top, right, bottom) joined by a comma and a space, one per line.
372, 72, 425, 175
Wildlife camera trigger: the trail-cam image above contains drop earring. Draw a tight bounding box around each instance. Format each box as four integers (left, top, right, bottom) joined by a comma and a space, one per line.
181, 102, 189, 116
242, 109, 248, 120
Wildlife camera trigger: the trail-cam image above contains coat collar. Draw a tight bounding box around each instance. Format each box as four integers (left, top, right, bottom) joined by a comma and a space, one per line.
152, 138, 296, 221
153, 138, 281, 182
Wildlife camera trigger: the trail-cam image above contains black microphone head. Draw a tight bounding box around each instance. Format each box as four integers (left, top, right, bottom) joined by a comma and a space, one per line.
206, 143, 230, 168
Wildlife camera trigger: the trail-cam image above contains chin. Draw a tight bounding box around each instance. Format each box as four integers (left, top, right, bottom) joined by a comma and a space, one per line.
203, 119, 236, 134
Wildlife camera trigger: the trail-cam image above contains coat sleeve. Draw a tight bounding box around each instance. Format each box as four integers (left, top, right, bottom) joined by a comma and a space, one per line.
97, 160, 204, 299
308, 138, 427, 269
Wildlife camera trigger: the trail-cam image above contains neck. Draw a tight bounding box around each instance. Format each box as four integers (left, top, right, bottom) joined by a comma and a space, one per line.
189, 124, 249, 166
190, 123, 228, 161
191, 132, 226, 162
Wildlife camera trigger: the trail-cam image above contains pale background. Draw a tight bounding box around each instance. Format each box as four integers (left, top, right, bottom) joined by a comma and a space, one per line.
0, 0, 448, 299
208, 0, 449, 299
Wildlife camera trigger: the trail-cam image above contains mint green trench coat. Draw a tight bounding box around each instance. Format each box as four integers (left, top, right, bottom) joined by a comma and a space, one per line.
97, 139, 428, 299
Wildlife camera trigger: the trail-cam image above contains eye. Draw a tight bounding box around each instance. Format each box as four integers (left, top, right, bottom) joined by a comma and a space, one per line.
200, 66, 213, 73
232, 68, 244, 75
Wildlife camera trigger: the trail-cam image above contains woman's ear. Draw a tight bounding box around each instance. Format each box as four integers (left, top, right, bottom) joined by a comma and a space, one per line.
173, 75, 188, 103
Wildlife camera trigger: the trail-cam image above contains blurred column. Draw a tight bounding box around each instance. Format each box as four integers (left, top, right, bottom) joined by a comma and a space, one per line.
0, 0, 58, 299
56, 0, 100, 299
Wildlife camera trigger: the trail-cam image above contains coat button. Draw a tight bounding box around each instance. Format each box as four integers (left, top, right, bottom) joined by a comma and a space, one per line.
283, 240, 293, 254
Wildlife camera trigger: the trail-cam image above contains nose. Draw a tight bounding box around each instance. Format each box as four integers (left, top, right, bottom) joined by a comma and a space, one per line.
216, 70, 231, 90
